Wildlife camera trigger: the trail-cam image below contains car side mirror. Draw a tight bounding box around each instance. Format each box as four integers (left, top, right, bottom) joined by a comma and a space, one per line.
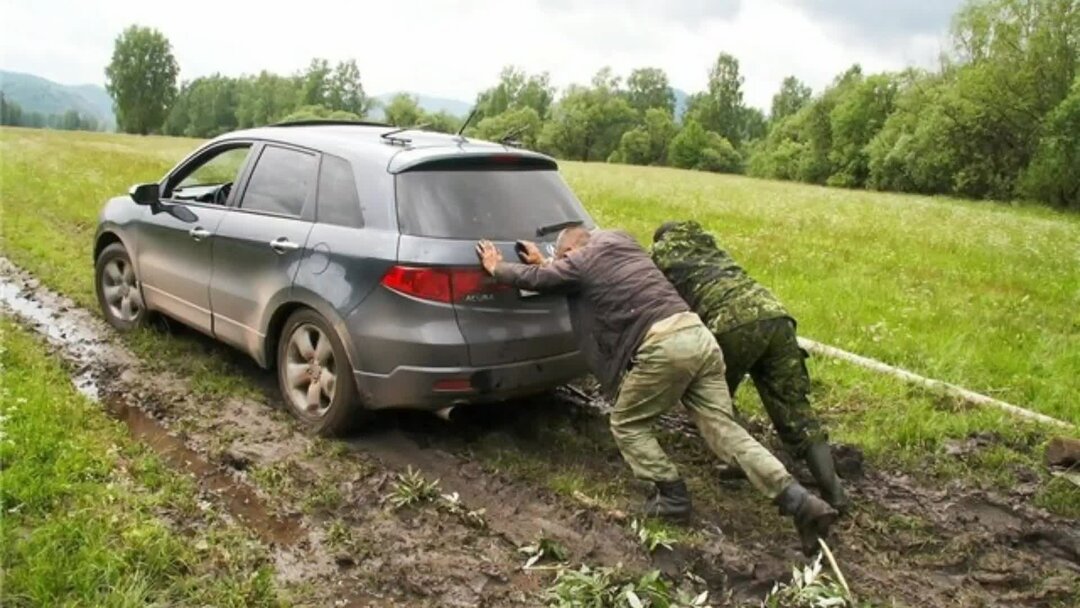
129, 183, 160, 206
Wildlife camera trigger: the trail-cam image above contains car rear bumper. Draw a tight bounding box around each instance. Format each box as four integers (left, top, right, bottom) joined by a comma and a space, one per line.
353, 350, 587, 410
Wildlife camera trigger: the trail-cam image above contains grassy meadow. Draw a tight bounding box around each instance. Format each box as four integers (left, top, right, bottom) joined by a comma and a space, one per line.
1, 126, 1077, 514
0, 319, 282, 606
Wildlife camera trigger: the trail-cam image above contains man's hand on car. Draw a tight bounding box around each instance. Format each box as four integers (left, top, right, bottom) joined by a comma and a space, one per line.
476, 239, 504, 275
515, 240, 549, 266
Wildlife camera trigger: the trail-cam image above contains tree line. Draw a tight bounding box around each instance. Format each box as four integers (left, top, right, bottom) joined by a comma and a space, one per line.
102, 0, 1076, 210
0, 94, 102, 131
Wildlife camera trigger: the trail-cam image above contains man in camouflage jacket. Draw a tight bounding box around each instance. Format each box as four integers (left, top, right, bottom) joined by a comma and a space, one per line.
651, 220, 848, 511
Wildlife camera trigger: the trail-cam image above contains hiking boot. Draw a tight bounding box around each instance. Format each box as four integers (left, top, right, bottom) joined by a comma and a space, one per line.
776, 482, 838, 556
805, 442, 850, 513
643, 479, 692, 523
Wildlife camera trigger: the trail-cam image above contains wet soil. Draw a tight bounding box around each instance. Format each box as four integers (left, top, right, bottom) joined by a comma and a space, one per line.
2, 257, 1077, 607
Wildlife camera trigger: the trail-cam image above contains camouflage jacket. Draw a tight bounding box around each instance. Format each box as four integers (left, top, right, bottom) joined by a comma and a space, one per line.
651, 221, 790, 335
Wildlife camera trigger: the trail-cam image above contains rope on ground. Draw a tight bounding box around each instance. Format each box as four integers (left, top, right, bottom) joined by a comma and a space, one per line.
797, 337, 1074, 430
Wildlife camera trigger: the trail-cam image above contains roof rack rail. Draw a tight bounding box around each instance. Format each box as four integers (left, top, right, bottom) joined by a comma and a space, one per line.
380, 123, 429, 146
270, 119, 391, 128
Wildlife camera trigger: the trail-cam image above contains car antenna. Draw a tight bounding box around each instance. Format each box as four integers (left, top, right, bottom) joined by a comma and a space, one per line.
454, 107, 478, 143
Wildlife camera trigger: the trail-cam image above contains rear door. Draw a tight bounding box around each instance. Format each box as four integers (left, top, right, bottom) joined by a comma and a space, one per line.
208, 143, 318, 356
394, 158, 594, 366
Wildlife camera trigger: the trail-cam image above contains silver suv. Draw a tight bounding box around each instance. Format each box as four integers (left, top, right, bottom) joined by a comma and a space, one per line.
93, 122, 591, 434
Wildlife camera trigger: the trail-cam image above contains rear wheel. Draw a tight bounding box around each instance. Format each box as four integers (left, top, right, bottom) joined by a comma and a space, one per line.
276, 309, 362, 436
95, 243, 147, 332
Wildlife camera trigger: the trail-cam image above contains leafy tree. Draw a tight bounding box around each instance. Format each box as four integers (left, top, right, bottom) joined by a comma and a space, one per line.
235, 71, 302, 128
686, 53, 747, 145
423, 110, 462, 134
668, 120, 740, 173
538, 68, 637, 161
326, 59, 371, 117
0, 94, 23, 126
383, 93, 424, 127
474, 66, 555, 120
105, 25, 179, 134
770, 76, 812, 122
279, 105, 360, 123
1021, 76, 1080, 209
165, 74, 240, 137
625, 67, 675, 116
473, 107, 542, 148
299, 58, 332, 107
611, 108, 677, 165
826, 73, 900, 187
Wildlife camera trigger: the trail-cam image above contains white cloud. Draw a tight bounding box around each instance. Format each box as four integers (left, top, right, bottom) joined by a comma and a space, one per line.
0, 0, 954, 110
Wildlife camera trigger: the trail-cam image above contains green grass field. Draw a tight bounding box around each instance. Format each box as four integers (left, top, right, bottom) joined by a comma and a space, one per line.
1, 127, 1077, 514
0, 320, 282, 606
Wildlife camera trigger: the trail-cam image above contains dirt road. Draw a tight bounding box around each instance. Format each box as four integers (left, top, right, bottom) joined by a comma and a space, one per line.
2, 258, 1077, 607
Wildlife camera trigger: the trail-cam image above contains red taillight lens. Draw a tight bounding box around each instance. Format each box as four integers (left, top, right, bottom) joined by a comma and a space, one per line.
381, 266, 452, 303
381, 266, 510, 303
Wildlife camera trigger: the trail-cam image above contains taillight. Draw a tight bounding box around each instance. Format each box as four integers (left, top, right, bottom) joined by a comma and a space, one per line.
381, 266, 510, 303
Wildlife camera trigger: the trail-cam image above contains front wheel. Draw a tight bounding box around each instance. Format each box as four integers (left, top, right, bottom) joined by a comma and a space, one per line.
276, 309, 363, 436
95, 243, 148, 332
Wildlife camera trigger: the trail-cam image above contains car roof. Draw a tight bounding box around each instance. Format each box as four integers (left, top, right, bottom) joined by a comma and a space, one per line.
209, 124, 556, 173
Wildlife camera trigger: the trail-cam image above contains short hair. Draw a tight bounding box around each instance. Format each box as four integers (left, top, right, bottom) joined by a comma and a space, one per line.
556, 226, 591, 255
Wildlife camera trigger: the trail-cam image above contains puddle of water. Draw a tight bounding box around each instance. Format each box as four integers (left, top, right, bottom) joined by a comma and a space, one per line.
1, 265, 303, 548
0, 275, 105, 356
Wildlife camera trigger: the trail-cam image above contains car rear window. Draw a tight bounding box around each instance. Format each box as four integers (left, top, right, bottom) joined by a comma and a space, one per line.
395, 168, 592, 240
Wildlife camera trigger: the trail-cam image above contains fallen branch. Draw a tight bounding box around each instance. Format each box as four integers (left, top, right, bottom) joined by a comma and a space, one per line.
798, 337, 1073, 430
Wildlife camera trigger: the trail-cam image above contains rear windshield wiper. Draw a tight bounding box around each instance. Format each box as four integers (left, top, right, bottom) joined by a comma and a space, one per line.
536, 220, 584, 238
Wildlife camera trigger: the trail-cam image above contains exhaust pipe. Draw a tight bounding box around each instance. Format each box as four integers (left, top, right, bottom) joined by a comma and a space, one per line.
434, 406, 456, 421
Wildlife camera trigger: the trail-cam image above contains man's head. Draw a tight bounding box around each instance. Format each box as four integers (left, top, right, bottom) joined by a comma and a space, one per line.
555, 226, 591, 258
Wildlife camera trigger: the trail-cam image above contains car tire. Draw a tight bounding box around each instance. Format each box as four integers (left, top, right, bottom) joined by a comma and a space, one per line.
276, 309, 363, 436
95, 242, 148, 332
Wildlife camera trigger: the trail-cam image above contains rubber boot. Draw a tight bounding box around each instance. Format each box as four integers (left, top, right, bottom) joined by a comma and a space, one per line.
804, 442, 850, 513
775, 481, 838, 556
643, 479, 692, 523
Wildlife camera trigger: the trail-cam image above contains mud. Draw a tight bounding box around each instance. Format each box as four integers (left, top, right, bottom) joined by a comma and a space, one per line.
2, 256, 1078, 607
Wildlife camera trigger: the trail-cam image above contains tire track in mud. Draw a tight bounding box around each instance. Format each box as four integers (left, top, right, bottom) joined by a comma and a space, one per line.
3, 257, 1078, 607
0, 260, 549, 606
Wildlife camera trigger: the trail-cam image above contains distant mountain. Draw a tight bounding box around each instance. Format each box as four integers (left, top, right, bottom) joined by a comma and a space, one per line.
369, 92, 472, 120
672, 88, 690, 120
0, 70, 115, 129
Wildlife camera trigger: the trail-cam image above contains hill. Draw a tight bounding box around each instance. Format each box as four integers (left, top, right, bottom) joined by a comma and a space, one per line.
0, 70, 115, 129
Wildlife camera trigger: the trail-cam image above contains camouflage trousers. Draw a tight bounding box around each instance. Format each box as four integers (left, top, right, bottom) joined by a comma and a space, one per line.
609, 312, 793, 499
716, 317, 825, 457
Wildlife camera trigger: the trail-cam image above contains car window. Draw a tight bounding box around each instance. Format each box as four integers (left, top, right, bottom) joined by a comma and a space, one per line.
239, 145, 317, 217
395, 169, 592, 240
178, 147, 251, 189
317, 155, 363, 228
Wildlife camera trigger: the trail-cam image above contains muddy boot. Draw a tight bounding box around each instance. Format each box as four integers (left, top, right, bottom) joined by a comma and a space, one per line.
775, 482, 838, 556
804, 442, 850, 513
643, 479, 691, 523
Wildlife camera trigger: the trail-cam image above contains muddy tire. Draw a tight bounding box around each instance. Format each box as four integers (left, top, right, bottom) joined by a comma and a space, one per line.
276, 309, 363, 436
95, 243, 148, 332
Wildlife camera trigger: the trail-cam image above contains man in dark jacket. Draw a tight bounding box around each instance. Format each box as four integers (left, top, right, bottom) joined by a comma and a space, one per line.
651, 220, 847, 511
476, 227, 837, 555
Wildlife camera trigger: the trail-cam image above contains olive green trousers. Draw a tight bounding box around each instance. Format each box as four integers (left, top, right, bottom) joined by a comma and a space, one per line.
610, 313, 793, 499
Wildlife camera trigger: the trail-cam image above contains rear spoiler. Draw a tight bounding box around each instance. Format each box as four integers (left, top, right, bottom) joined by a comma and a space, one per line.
389, 150, 557, 174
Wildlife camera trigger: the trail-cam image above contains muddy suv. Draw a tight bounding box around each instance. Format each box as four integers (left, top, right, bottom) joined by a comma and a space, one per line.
93, 122, 591, 434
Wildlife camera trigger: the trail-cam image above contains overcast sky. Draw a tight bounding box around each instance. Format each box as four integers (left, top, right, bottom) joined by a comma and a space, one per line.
0, 0, 962, 110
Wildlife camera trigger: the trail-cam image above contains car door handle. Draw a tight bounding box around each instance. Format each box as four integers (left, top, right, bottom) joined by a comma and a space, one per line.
269, 237, 301, 254
189, 226, 211, 241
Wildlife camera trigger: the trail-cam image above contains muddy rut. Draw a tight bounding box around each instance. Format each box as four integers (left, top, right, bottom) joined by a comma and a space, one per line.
1, 257, 1077, 607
